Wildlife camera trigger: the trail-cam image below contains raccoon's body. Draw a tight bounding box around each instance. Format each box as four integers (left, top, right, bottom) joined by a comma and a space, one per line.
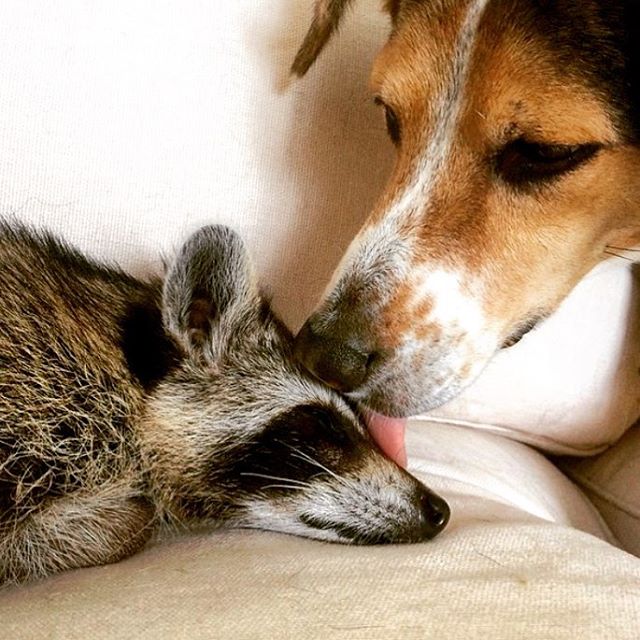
0, 227, 164, 583
0, 224, 449, 587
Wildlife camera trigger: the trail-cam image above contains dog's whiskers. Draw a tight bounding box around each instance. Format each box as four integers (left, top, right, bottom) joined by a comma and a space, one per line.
604, 249, 636, 262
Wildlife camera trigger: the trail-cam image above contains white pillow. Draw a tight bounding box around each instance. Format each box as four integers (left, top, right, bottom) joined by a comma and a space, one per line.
406, 420, 613, 542
421, 260, 640, 455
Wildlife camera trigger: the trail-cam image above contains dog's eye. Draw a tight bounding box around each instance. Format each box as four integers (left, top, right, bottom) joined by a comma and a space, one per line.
495, 139, 602, 187
374, 97, 401, 145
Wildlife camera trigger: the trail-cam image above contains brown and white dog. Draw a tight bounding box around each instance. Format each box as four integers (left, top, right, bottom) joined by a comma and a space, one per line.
292, 0, 640, 462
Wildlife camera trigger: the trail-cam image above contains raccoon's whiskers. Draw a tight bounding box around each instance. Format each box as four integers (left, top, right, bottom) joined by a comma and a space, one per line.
259, 484, 307, 491
286, 446, 351, 489
240, 472, 312, 488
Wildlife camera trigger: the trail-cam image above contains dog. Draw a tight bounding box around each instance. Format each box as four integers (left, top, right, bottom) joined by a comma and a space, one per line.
292, 1, 640, 435
0, 223, 449, 586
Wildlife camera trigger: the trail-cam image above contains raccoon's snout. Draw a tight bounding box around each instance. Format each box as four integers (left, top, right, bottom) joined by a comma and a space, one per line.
355, 489, 450, 544
229, 403, 450, 546
299, 484, 450, 545
415, 489, 450, 539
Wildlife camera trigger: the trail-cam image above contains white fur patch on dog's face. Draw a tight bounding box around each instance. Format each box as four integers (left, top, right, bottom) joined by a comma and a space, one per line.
383, 0, 491, 226
323, 0, 492, 298
410, 266, 487, 339
311, 0, 500, 414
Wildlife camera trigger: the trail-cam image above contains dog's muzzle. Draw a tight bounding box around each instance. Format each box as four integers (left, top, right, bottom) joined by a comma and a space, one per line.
294, 319, 378, 393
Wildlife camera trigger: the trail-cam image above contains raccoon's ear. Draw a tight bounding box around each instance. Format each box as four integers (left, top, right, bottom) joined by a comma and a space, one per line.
291, 0, 356, 76
162, 225, 259, 359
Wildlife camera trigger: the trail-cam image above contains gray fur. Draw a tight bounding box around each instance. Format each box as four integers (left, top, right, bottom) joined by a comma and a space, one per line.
0, 223, 448, 587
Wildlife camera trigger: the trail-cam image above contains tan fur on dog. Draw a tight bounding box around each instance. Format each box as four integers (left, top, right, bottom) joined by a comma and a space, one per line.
293, 0, 640, 415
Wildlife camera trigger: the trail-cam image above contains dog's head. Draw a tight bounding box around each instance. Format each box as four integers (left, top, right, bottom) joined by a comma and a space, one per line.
141, 226, 449, 543
293, 0, 640, 416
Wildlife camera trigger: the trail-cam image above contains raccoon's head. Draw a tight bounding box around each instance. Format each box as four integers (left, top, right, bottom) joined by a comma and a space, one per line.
141, 225, 449, 545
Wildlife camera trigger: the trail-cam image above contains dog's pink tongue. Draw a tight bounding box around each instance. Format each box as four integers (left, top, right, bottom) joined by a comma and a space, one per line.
364, 411, 408, 468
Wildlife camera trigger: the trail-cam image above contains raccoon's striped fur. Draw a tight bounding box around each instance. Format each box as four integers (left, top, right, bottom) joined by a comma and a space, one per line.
0, 223, 449, 587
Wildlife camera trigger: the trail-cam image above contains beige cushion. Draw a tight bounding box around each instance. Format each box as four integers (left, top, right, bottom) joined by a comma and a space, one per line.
560, 426, 640, 556
1, 525, 639, 640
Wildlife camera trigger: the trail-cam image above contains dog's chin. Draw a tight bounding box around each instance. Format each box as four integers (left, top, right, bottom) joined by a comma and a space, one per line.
501, 314, 547, 349
355, 382, 462, 417
348, 340, 499, 417
348, 365, 474, 417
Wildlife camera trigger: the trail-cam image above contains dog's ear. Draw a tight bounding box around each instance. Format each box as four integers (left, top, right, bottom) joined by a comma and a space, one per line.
162, 225, 260, 363
291, 0, 357, 77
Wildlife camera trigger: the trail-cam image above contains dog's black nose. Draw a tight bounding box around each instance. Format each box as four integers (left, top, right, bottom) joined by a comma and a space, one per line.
294, 320, 374, 392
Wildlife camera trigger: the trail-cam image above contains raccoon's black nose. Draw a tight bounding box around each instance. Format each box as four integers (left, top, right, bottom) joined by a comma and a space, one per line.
349, 490, 450, 545
419, 492, 450, 535
294, 320, 375, 392
390, 491, 450, 543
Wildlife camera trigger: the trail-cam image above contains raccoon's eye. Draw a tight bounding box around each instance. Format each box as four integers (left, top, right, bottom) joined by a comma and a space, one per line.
263, 405, 348, 447
374, 97, 401, 145
299, 405, 333, 428
495, 139, 602, 186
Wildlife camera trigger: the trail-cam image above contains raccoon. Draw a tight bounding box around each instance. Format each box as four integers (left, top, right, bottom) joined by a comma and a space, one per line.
0, 223, 449, 586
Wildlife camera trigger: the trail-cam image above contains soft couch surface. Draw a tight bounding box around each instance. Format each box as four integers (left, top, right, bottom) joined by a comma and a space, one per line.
1, 526, 639, 640
561, 425, 640, 557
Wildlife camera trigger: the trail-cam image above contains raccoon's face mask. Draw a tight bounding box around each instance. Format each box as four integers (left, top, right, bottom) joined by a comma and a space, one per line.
143, 225, 450, 545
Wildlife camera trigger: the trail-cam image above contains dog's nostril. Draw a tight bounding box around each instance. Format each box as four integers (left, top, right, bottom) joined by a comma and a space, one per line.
294, 321, 375, 393
328, 343, 371, 391
419, 492, 451, 533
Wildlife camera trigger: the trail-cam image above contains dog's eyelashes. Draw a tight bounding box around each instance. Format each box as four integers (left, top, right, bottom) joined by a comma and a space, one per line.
384, 108, 401, 145
374, 97, 401, 145
495, 139, 602, 187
